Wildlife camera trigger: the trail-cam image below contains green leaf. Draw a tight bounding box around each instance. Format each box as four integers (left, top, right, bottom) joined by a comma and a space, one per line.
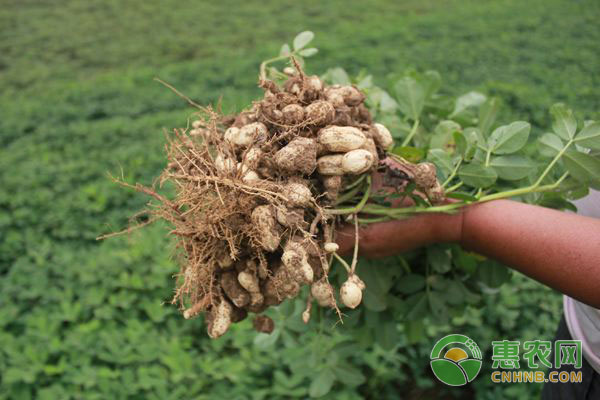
454, 250, 478, 274
405, 292, 428, 321
574, 122, 600, 150
396, 274, 425, 294
427, 148, 454, 177
326, 67, 351, 85
463, 127, 481, 160
458, 163, 498, 188
478, 97, 500, 136
443, 280, 467, 305
450, 91, 486, 117
427, 246, 452, 274
422, 70, 442, 97
489, 155, 535, 180
430, 120, 461, 150
332, 364, 366, 387
298, 47, 318, 57
445, 192, 478, 202
375, 316, 399, 350
356, 74, 373, 89
367, 87, 398, 113
363, 287, 388, 311
293, 31, 314, 51
476, 260, 512, 289
488, 121, 531, 154
563, 151, 600, 186
394, 77, 425, 120
404, 319, 424, 344
279, 43, 291, 57
360, 263, 394, 311
391, 146, 424, 162
428, 291, 448, 321
453, 131, 468, 157
309, 369, 335, 398
379, 91, 398, 113
538, 133, 564, 157
557, 178, 590, 200
253, 329, 280, 349
550, 103, 577, 140
539, 193, 578, 212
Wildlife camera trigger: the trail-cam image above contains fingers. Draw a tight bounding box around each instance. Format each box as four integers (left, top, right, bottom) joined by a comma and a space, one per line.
334, 213, 450, 259
335, 223, 356, 256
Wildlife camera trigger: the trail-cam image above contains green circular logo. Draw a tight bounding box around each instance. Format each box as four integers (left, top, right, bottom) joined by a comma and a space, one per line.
430, 334, 482, 386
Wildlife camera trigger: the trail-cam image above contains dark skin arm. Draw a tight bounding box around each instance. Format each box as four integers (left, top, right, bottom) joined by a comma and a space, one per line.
336, 199, 600, 308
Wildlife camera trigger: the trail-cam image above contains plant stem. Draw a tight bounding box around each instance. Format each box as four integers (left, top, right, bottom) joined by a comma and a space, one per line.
359, 202, 461, 215
327, 176, 372, 215
348, 171, 569, 222
478, 171, 569, 202
329, 120, 574, 221
332, 252, 351, 273
335, 183, 362, 205
472, 139, 572, 203
445, 181, 464, 193
350, 215, 359, 273
442, 158, 463, 188
484, 148, 492, 167
335, 176, 366, 205
532, 139, 573, 187
398, 256, 411, 274
259, 54, 294, 81
401, 119, 420, 147
357, 216, 393, 224
344, 174, 366, 190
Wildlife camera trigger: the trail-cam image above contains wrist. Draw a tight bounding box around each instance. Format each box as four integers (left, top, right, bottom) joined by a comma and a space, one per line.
428, 210, 464, 245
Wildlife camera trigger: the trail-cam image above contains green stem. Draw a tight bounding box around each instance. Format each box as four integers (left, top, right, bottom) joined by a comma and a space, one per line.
332, 252, 351, 273
357, 216, 393, 224
401, 119, 420, 147
398, 256, 411, 274
360, 202, 462, 215
335, 182, 363, 205
442, 158, 463, 188
473, 139, 572, 203
484, 148, 492, 167
329, 127, 573, 220
533, 139, 573, 187
477, 143, 488, 152
259, 54, 294, 81
327, 176, 372, 215
478, 171, 569, 202
347, 171, 569, 221
445, 181, 464, 193
335, 175, 367, 205
344, 174, 366, 190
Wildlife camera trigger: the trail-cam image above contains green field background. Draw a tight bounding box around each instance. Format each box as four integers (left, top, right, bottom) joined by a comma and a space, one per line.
1, 0, 599, 399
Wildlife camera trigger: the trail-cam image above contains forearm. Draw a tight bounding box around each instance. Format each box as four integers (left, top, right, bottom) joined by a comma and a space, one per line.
460, 200, 600, 308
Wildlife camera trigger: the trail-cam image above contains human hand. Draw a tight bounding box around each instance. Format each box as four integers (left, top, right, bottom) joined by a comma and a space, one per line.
334, 172, 463, 258
335, 211, 463, 258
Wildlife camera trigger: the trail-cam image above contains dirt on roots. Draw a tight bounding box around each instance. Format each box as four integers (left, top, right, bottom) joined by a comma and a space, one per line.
105, 61, 443, 338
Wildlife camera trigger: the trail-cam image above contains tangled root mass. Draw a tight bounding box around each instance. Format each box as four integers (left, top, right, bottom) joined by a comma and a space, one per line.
119, 62, 442, 338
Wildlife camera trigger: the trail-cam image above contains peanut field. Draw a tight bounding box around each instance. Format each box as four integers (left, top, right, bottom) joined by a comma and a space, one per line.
1, 0, 599, 399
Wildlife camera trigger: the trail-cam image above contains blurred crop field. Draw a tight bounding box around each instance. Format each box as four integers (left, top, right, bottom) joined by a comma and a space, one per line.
1, 0, 599, 399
